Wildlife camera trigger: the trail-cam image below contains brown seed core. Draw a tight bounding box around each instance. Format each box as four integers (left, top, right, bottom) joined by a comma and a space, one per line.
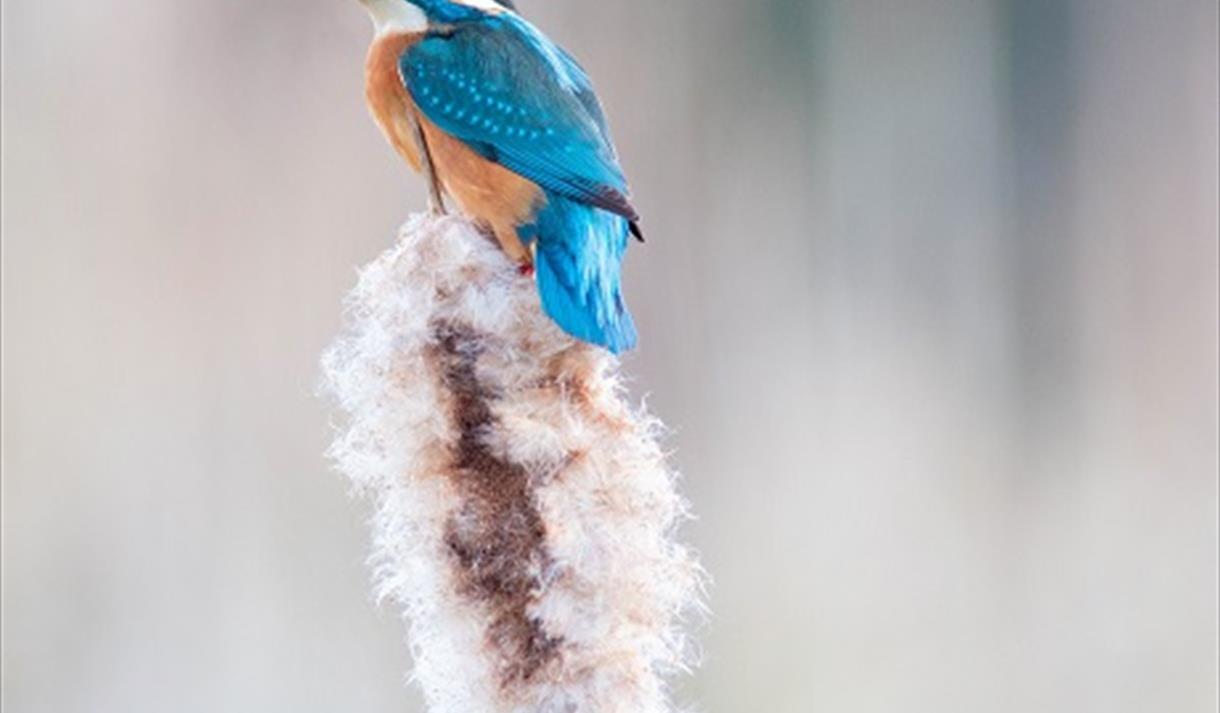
431, 323, 563, 688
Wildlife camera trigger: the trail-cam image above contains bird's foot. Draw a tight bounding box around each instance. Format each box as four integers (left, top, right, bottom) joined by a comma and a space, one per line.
518, 261, 535, 278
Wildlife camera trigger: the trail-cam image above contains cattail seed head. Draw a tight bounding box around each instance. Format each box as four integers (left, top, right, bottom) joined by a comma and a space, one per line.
321, 215, 703, 712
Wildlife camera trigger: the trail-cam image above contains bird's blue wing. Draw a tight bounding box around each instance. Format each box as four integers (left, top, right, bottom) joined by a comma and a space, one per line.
400, 16, 637, 220
552, 45, 612, 145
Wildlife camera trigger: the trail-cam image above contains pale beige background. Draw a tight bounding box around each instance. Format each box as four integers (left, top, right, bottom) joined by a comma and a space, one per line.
2, 1, 1217, 711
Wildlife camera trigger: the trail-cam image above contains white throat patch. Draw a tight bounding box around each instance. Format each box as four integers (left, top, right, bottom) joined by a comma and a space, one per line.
449, 0, 508, 13
362, 0, 428, 35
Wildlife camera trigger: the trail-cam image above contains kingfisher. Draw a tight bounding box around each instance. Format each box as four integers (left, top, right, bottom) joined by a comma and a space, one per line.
358, 0, 643, 353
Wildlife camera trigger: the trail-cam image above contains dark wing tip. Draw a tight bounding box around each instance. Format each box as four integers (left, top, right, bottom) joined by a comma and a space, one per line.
600, 188, 644, 241
594, 186, 641, 222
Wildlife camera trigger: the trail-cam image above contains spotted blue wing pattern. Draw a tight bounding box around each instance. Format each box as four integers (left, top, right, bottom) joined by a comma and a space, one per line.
401, 17, 638, 221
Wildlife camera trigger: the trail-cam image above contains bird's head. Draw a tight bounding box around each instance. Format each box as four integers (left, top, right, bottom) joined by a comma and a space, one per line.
358, 0, 514, 34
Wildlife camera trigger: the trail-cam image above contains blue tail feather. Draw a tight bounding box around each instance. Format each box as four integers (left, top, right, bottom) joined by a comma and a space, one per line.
528, 193, 637, 354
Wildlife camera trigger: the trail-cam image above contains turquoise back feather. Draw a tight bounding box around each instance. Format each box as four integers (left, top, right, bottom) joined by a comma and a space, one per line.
531, 194, 637, 354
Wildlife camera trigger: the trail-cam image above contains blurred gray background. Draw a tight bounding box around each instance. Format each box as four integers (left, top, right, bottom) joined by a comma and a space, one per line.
3, 0, 1217, 711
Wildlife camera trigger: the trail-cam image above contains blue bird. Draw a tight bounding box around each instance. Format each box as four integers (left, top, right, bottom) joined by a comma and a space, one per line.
358, 0, 643, 353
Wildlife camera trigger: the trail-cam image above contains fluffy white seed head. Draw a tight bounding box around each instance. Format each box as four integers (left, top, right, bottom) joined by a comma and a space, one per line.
321, 215, 704, 712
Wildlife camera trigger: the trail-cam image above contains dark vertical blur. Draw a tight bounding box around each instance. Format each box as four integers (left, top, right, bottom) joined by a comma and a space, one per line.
1003, 0, 1081, 442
